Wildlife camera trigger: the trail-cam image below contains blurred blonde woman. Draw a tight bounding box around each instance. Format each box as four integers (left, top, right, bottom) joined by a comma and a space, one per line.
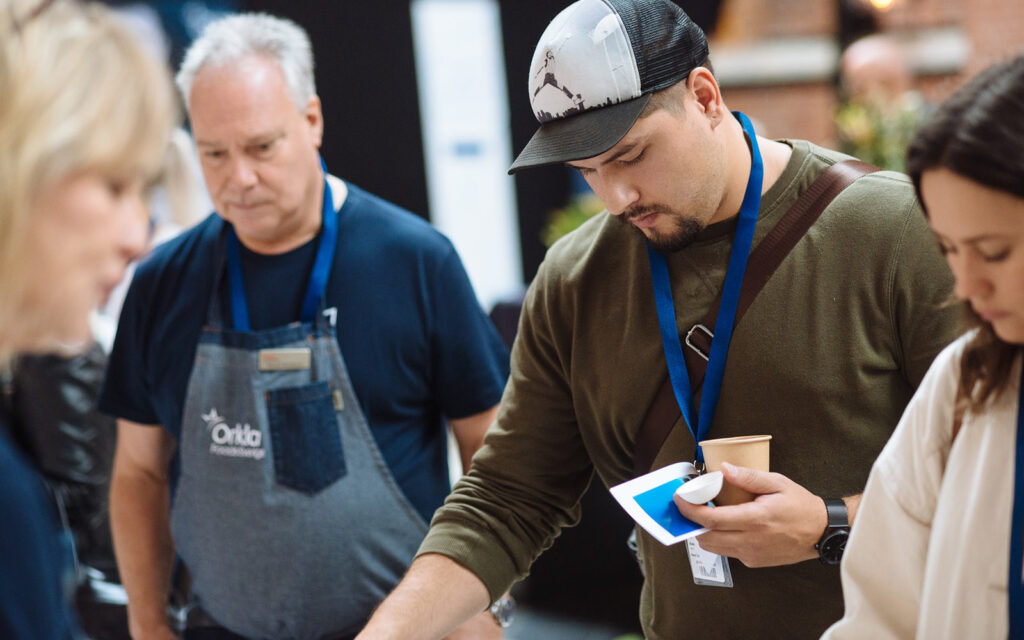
0, 0, 174, 637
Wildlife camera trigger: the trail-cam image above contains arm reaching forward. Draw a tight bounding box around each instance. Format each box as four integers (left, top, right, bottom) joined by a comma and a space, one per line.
358, 554, 491, 640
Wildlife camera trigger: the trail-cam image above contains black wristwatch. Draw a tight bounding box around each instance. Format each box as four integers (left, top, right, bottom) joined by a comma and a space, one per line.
490, 594, 516, 628
815, 498, 850, 565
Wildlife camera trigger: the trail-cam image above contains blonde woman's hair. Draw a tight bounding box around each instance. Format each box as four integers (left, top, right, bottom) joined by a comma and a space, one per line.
0, 0, 177, 365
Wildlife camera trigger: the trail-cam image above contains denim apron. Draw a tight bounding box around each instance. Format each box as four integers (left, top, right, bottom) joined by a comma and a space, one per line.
170, 176, 428, 640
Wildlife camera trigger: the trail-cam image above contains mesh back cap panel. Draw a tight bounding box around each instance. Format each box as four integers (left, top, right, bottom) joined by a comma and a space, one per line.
607, 0, 709, 93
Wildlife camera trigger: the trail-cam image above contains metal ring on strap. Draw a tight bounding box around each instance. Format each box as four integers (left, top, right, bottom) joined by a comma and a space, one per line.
684, 324, 713, 362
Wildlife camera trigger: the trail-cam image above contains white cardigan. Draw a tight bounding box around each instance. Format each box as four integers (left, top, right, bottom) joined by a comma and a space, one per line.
823, 334, 1017, 639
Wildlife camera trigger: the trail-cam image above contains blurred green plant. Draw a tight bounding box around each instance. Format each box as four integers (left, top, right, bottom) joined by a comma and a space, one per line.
835, 92, 926, 173
540, 193, 606, 247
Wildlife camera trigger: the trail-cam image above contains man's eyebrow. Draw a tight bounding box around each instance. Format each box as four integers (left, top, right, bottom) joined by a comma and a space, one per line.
195, 132, 284, 148
600, 142, 639, 165
565, 141, 640, 171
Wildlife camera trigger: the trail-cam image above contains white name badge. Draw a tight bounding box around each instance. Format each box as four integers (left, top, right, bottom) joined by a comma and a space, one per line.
686, 537, 734, 587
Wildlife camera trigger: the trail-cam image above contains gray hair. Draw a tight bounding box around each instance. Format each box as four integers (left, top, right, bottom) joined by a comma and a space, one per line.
176, 13, 316, 112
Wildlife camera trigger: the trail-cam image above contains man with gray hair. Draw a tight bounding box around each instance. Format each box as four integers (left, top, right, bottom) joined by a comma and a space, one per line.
100, 13, 509, 640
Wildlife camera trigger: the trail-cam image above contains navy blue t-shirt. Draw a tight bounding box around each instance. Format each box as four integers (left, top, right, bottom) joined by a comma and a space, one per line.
0, 426, 78, 639
99, 182, 509, 522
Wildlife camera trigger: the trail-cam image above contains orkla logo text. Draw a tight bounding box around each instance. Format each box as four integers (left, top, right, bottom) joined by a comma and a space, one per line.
202, 408, 265, 460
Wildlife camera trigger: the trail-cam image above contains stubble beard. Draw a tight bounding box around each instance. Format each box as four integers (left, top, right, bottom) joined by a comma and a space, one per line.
620, 204, 705, 252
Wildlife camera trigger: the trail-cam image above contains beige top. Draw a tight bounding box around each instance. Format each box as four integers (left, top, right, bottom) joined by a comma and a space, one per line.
823, 333, 1017, 639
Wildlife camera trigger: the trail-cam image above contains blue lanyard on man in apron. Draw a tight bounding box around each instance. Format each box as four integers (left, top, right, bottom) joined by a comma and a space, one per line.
224, 162, 337, 331
646, 111, 763, 467
1009, 372, 1024, 634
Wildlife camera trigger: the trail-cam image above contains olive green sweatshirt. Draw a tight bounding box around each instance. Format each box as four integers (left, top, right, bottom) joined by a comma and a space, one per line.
420, 140, 961, 639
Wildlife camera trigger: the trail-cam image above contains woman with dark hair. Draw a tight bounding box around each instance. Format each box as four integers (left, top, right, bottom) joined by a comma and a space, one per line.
824, 52, 1024, 639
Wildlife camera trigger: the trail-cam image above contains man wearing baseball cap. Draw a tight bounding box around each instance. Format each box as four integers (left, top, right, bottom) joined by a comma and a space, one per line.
359, 0, 959, 637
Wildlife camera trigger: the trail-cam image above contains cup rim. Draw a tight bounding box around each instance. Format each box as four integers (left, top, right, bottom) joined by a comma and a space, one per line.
698, 435, 772, 447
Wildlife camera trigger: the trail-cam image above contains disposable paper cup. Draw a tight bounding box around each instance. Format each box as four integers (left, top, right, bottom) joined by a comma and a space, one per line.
698, 435, 772, 505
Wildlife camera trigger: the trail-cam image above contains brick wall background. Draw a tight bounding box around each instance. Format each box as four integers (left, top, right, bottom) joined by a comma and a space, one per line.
710, 0, 1023, 147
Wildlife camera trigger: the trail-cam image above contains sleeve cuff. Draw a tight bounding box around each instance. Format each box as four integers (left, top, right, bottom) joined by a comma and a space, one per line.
416, 519, 521, 603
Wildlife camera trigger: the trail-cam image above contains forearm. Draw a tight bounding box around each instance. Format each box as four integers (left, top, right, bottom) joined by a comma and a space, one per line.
110, 469, 176, 637
358, 554, 490, 640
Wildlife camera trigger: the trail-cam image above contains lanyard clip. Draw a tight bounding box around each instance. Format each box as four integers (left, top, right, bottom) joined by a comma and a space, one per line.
693, 460, 707, 475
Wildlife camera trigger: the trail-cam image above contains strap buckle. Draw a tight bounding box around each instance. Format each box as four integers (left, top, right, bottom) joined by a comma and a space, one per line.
684, 324, 714, 362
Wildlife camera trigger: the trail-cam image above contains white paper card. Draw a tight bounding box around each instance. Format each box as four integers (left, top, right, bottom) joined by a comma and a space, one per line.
609, 462, 708, 546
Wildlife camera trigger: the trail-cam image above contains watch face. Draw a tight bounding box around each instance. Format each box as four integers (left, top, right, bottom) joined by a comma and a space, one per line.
820, 529, 849, 565
490, 596, 516, 627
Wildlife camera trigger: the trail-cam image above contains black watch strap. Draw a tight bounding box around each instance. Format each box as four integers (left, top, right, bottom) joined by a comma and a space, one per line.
823, 498, 847, 528
816, 498, 850, 565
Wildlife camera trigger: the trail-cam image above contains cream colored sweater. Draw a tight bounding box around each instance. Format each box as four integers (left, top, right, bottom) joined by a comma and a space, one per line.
824, 334, 1018, 639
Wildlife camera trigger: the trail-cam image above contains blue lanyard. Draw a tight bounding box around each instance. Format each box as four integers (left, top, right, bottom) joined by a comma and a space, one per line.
226, 161, 337, 332
1010, 370, 1024, 635
646, 112, 763, 465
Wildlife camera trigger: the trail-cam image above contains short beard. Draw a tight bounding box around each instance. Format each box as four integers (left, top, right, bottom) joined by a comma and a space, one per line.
620, 205, 704, 252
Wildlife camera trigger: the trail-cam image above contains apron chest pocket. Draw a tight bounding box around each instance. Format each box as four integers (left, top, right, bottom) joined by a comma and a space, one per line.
266, 381, 346, 494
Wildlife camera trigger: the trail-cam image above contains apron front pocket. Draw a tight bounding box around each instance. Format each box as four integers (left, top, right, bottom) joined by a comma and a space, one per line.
266, 381, 346, 494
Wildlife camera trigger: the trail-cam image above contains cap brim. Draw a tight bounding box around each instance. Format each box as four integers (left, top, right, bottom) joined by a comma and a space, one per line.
508, 93, 651, 175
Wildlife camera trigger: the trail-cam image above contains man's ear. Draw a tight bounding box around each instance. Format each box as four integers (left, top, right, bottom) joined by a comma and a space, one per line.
305, 95, 324, 148
687, 67, 725, 128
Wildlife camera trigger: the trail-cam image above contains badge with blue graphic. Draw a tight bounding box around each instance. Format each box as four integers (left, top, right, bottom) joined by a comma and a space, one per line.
610, 462, 708, 546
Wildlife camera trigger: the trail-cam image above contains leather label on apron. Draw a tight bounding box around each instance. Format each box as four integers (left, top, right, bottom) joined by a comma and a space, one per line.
258, 348, 312, 371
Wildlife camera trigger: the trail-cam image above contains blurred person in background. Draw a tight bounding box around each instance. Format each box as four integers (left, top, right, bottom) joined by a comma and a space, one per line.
836, 34, 928, 172
99, 12, 509, 640
0, 0, 175, 638
824, 52, 1024, 640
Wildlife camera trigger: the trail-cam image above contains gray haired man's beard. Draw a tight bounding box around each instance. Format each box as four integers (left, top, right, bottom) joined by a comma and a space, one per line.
620, 208, 704, 252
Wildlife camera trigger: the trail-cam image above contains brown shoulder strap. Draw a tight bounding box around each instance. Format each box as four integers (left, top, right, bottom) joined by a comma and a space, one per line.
633, 159, 880, 474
